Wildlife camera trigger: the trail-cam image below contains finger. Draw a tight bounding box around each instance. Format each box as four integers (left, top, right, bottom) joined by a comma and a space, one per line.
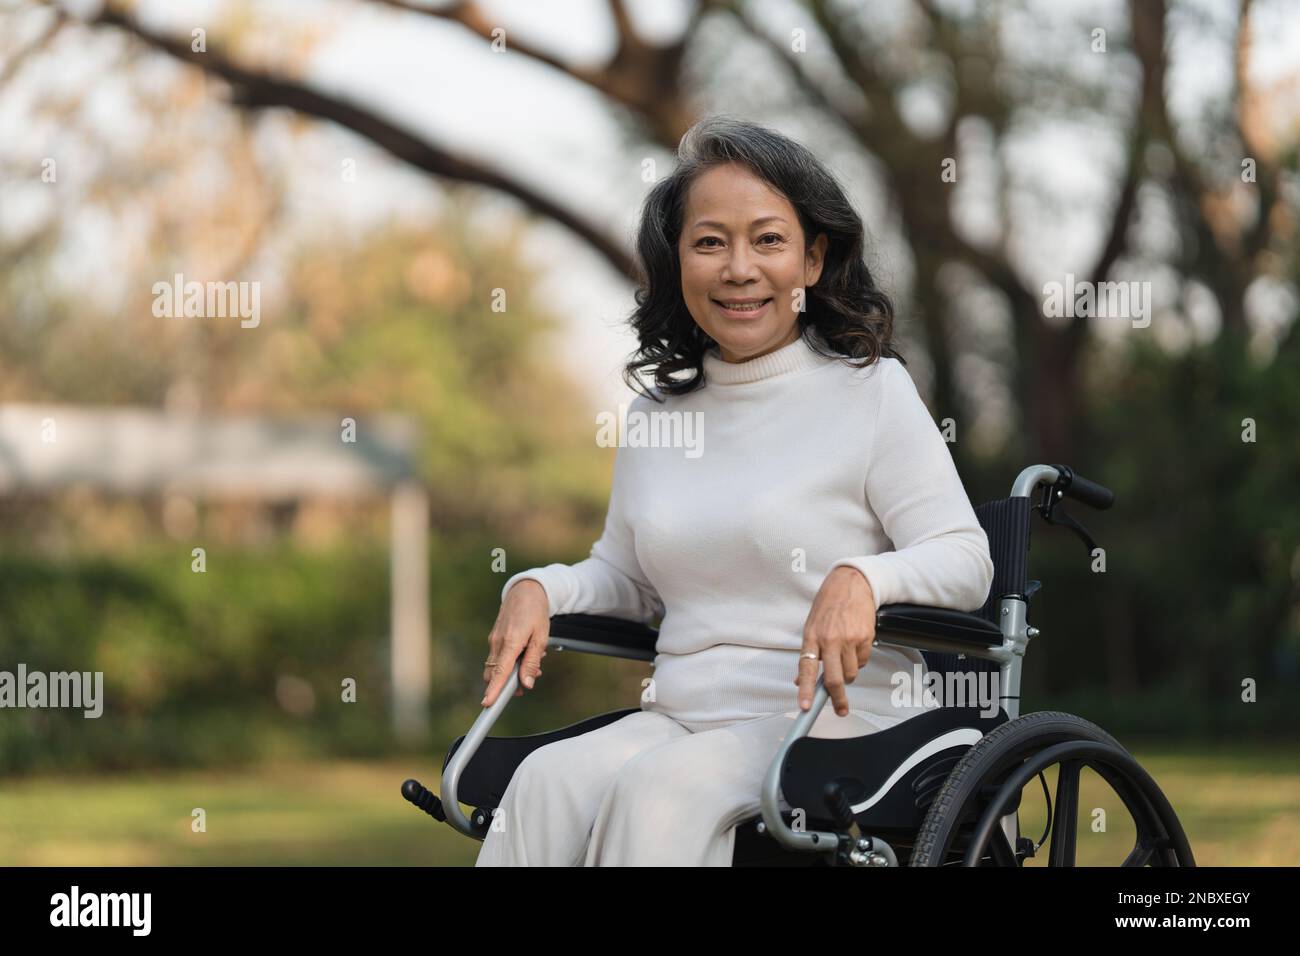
841, 642, 860, 688
482, 629, 502, 685
856, 635, 875, 669
481, 636, 525, 706
796, 623, 823, 709
796, 653, 820, 710
821, 641, 848, 716
861, 613, 877, 665
483, 615, 511, 680
482, 663, 510, 707
518, 624, 550, 690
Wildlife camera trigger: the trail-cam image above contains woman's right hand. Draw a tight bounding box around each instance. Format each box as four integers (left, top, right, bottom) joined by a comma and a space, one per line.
481, 579, 551, 707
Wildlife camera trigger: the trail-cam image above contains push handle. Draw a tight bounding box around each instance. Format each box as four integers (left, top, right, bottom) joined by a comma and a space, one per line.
1052, 464, 1115, 511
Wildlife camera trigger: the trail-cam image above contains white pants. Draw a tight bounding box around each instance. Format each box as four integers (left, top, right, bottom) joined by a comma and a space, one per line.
474, 705, 912, 867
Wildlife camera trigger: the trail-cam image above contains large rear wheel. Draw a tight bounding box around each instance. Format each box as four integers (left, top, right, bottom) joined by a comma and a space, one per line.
909, 711, 1194, 867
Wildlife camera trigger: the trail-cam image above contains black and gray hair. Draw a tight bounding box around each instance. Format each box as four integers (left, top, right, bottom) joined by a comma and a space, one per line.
622, 115, 904, 401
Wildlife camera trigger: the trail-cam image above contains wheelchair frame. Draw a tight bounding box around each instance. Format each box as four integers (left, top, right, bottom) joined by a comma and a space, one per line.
405, 463, 1195, 867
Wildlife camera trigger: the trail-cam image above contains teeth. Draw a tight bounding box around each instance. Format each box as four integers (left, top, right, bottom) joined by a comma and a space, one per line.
719, 299, 768, 311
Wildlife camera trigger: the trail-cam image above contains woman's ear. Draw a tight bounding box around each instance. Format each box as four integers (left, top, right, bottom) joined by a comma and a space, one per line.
806, 232, 828, 286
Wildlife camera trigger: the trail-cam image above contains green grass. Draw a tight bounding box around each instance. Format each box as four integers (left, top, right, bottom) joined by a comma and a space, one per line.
0, 758, 480, 866
1, 744, 1296, 866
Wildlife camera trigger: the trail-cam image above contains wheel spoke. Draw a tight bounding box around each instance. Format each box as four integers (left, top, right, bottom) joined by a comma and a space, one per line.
1048, 759, 1081, 866
986, 825, 1018, 866
1121, 840, 1156, 867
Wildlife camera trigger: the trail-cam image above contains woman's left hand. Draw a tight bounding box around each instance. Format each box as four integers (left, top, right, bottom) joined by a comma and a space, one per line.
794, 566, 877, 716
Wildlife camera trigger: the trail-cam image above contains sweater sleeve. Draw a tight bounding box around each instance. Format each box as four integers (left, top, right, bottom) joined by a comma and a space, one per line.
827, 360, 994, 612
500, 440, 664, 625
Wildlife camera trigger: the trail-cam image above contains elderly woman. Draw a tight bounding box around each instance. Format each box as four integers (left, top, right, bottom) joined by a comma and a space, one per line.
475, 116, 994, 867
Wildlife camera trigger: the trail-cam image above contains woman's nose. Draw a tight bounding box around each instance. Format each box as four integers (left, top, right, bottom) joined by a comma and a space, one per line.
720, 247, 761, 282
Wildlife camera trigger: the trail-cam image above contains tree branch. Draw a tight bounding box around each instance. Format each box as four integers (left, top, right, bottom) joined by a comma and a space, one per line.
717, 0, 865, 132
1130, 0, 1257, 331
38, 0, 639, 279
365, 0, 702, 144
1232, 0, 1282, 262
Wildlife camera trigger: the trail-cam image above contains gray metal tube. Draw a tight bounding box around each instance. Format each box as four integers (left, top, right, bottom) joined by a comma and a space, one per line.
1011, 464, 1059, 499
440, 660, 520, 838
757, 676, 844, 856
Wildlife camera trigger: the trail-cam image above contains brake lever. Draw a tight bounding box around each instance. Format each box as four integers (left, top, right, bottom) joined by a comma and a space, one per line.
1047, 504, 1098, 556
1036, 483, 1099, 556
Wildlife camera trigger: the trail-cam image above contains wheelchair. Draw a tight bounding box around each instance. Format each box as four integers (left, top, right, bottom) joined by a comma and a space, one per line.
402, 463, 1195, 867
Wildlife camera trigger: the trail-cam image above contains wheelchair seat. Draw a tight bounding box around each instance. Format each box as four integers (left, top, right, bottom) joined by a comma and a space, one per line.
445, 707, 641, 811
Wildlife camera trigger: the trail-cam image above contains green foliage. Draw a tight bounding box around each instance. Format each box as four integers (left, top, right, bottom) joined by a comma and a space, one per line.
0, 545, 394, 773
0, 532, 649, 773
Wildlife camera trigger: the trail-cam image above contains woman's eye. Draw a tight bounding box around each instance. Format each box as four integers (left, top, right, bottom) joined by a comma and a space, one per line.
696, 234, 784, 249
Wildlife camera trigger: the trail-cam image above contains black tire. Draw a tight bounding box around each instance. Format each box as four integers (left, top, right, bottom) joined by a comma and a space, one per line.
910, 711, 1129, 867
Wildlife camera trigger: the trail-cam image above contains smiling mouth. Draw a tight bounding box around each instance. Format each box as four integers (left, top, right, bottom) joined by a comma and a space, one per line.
712, 297, 773, 314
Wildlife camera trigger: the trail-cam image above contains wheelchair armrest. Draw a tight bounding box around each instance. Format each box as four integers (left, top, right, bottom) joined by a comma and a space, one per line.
547, 613, 658, 662
875, 603, 1003, 651
437, 615, 655, 840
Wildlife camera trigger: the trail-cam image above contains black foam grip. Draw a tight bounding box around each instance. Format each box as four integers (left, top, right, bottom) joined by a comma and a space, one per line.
1065, 472, 1115, 510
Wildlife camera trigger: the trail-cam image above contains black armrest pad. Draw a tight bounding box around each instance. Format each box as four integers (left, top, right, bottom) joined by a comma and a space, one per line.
875, 603, 1002, 650
548, 613, 659, 655
549, 607, 1000, 656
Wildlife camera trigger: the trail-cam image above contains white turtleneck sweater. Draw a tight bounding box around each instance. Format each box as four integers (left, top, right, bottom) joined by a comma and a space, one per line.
501, 330, 995, 727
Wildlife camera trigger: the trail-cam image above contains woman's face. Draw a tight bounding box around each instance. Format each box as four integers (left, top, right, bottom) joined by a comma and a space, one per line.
677, 162, 827, 364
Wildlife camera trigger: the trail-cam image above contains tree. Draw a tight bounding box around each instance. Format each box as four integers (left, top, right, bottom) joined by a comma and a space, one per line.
13, 0, 1294, 473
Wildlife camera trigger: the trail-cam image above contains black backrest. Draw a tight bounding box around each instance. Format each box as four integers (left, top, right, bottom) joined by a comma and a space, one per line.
971, 496, 1033, 625
921, 496, 1033, 680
